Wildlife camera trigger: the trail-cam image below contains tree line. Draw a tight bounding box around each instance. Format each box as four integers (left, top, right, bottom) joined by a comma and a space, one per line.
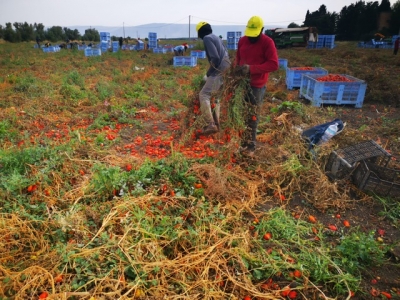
0, 22, 102, 43
1, 0, 400, 43
290, 0, 400, 40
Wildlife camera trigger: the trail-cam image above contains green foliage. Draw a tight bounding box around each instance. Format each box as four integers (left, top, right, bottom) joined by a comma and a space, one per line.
242, 208, 362, 294
0, 120, 18, 141
96, 81, 114, 101
64, 70, 85, 88
375, 195, 400, 226
270, 100, 304, 115
13, 74, 42, 97
335, 230, 389, 274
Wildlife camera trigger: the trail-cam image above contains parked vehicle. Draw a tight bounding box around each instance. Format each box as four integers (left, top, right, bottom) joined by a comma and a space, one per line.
265, 27, 318, 48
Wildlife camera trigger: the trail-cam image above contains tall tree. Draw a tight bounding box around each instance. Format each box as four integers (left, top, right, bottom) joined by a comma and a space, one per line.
379, 0, 391, 11
82, 28, 100, 42
3, 23, 17, 42
45, 26, 65, 42
64, 27, 81, 41
389, 0, 400, 34
13, 22, 34, 42
303, 5, 336, 34
34, 23, 45, 41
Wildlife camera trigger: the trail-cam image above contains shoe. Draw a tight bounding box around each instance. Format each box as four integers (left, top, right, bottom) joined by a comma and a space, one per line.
240, 144, 256, 157
202, 124, 218, 136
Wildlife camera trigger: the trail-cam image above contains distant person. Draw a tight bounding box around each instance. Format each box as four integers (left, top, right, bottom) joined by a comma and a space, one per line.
234, 15, 279, 156
36, 36, 40, 48
173, 44, 187, 56
196, 21, 230, 135
394, 37, 399, 55
119, 36, 123, 48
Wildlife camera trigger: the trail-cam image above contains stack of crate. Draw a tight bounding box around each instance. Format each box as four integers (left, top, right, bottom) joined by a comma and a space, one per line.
85, 48, 101, 57
100, 32, 111, 51
173, 56, 197, 67
153, 48, 167, 54
112, 41, 119, 52
190, 50, 206, 59
148, 32, 157, 49
227, 31, 241, 50
43, 46, 61, 53
324, 35, 336, 49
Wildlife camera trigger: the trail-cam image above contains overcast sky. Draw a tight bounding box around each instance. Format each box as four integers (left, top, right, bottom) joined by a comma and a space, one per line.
0, 0, 392, 28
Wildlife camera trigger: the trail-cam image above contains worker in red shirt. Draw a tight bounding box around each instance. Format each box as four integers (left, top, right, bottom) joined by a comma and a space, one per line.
394, 37, 399, 55
234, 16, 279, 156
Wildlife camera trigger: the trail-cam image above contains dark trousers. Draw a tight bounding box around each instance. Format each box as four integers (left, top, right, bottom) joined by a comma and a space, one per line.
243, 85, 266, 146
394, 48, 399, 55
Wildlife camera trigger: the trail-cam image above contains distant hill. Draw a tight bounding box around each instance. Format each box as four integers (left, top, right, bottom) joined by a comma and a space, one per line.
70, 23, 282, 40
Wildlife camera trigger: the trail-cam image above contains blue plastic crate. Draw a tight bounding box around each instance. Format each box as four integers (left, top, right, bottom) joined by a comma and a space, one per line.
299, 74, 367, 108
190, 50, 206, 58
92, 48, 101, 56
286, 67, 328, 90
173, 56, 197, 67
227, 31, 241, 38
149, 32, 157, 39
278, 58, 288, 69
153, 47, 167, 54
226, 43, 238, 50
84, 48, 92, 56
43, 46, 60, 53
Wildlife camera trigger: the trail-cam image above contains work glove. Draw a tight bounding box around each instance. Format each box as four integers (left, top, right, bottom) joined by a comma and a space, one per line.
234, 64, 250, 76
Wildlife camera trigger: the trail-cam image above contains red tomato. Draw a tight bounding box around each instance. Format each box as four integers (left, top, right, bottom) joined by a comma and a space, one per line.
381, 291, 392, 299
343, 220, 350, 227
293, 269, 302, 278
243, 296, 251, 300
263, 232, 272, 240
328, 224, 338, 231
281, 287, 291, 297
308, 215, 317, 223
39, 292, 49, 299
288, 290, 298, 299
125, 164, 132, 171
55, 274, 63, 283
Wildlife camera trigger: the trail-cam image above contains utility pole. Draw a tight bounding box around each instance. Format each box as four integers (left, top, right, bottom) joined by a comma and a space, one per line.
123, 22, 125, 39
189, 15, 191, 39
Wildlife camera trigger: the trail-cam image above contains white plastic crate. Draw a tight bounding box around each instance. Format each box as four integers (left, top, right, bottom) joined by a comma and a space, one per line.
173, 56, 197, 67
190, 50, 206, 58
278, 58, 288, 69
286, 67, 328, 90
299, 74, 367, 108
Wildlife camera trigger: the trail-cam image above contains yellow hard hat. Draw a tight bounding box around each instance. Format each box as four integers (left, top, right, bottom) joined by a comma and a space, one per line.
196, 21, 209, 32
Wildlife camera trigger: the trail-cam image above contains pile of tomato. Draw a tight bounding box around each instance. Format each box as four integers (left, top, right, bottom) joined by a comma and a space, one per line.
316, 74, 353, 82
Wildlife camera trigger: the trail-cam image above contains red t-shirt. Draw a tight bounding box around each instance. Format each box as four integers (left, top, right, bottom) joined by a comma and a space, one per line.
236, 34, 279, 88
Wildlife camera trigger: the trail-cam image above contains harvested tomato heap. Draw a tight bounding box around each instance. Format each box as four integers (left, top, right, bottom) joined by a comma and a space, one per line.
316, 74, 354, 82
